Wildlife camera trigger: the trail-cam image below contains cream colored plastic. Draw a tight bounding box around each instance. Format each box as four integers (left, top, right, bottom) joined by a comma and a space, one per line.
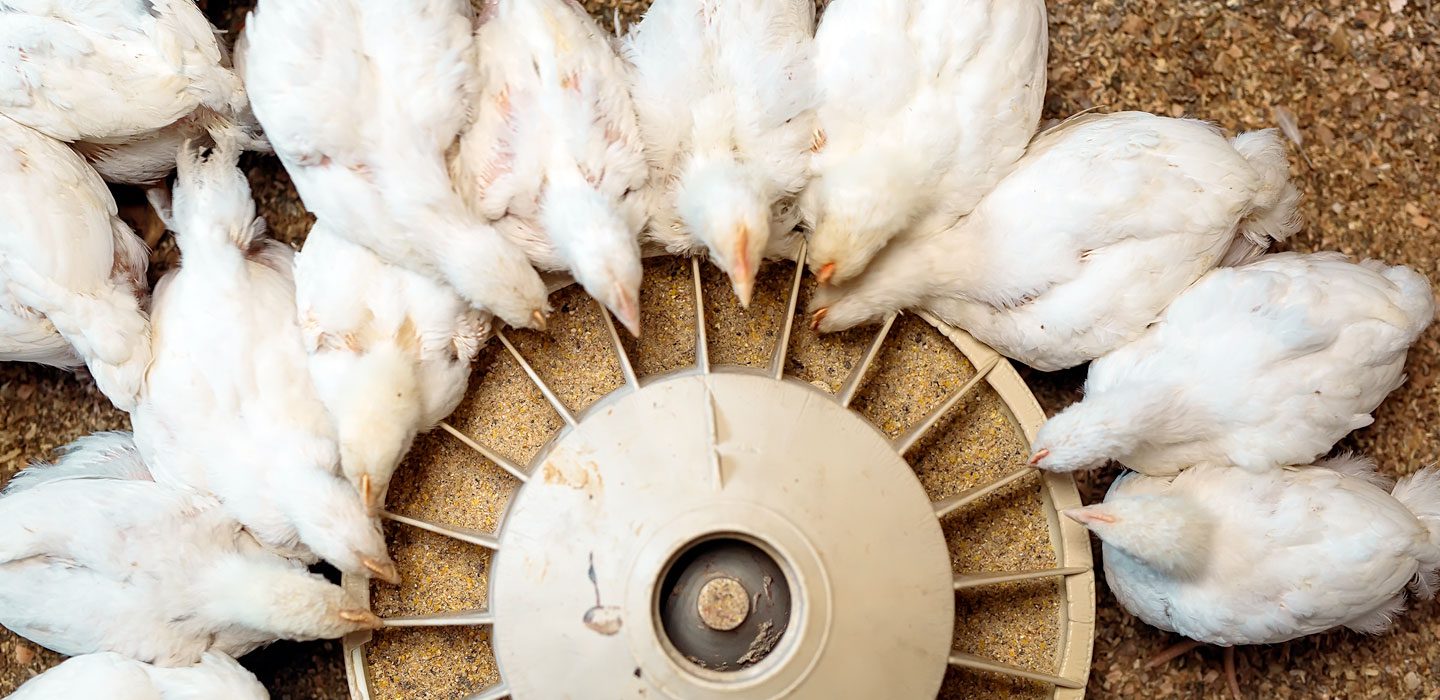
931, 317, 1096, 699
342, 252, 1095, 699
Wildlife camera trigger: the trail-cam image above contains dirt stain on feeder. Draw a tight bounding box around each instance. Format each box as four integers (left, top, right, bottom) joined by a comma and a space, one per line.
584, 552, 624, 636
583, 606, 624, 636
541, 458, 604, 499
736, 620, 782, 666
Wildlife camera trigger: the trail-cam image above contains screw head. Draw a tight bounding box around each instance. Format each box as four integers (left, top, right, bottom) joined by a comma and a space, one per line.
696, 576, 750, 631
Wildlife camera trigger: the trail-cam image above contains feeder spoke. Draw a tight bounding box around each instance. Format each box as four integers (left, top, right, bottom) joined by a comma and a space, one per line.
933, 466, 1035, 520
596, 297, 640, 391
953, 567, 1089, 591
703, 380, 723, 490
691, 256, 710, 374
497, 330, 577, 427
381, 511, 500, 551
342, 638, 375, 700
768, 241, 808, 380
464, 682, 511, 700
892, 356, 1001, 456
382, 608, 495, 628
947, 652, 1083, 689
439, 422, 529, 483
837, 314, 897, 408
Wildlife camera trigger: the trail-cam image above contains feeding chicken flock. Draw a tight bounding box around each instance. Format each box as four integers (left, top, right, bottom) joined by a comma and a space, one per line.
0, 0, 1434, 698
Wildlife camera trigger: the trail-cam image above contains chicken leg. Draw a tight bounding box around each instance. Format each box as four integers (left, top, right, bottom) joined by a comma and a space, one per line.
1144, 638, 1243, 700
1143, 638, 1203, 668
1224, 646, 1242, 700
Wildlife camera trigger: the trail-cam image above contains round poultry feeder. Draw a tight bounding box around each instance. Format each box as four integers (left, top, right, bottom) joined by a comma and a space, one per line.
341, 252, 1095, 699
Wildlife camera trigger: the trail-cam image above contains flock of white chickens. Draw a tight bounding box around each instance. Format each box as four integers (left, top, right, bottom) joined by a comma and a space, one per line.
0, 0, 1435, 697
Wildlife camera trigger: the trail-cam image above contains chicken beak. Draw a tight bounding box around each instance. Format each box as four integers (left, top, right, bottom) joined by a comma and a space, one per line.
612, 282, 641, 338
1061, 506, 1116, 526
1028, 449, 1050, 467
361, 475, 386, 517
339, 609, 385, 630
362, 556, 402, 585
810, 127, 828, 153
729, 226, 755, 307
809, 307, 829, 332
816, 262, 836, 286
530, 310, 549, 332
731, 271, 755, 308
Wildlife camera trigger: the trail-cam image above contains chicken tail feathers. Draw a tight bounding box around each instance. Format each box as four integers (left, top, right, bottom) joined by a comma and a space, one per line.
110, 217, 151, 293
1316, 453, 1392, 489
1368, 261, 1438, 341
1221, 129, 1302, 266
4, 432, 152, 495
1392, 467, 1440, 599
171, 135, 267, 259
192, 105, 274, 156
1343, 595, 1408, 635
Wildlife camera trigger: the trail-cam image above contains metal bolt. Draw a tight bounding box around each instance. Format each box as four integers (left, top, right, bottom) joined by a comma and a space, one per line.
695, 576, 750, 631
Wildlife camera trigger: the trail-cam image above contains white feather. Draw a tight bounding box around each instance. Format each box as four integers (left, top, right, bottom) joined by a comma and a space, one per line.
0, 433, 380, 665
453, 0, 647, 331
623, 0, 816, 304
813, 112, 1302, 371
7, 652, 267, 700
1075, 462, 1440, 646
0, 0, 258, 183
242, 0, 548, 329
130, 139, 394, 583
295, 221, 490, 513
1034, 252, 1434, 475
800, 0, 1048, 285
0, 116, 150, 410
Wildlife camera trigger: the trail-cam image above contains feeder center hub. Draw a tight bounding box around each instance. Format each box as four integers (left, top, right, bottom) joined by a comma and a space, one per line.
490, 371, 955, 698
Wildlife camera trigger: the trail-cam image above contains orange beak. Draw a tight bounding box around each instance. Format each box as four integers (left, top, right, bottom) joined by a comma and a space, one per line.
1062, 506, 1117, 526
612, 281, 641, 338
339, 609, 385, 630
362, 556, 401, 585
360, 474, 381, 516
730, 225, 755, 307
1028, 449, 1050, 466
809, 307, 829, 332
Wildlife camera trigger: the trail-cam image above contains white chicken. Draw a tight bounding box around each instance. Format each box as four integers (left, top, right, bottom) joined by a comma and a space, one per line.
0, 0, 260, 184
622, 0, 816, 305
453, 0, 647, 332
8, 652, 267, 700
295, 222, 490, 515
800, 0, 1048, 286
130, 138, 397, 584
1032, 252, 1435, 475
811, 112, 1303, 371
0, 432, 383, 665
0, 116, 150, 411
1069, 457, 1440, 695
242, 0, 549, 330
